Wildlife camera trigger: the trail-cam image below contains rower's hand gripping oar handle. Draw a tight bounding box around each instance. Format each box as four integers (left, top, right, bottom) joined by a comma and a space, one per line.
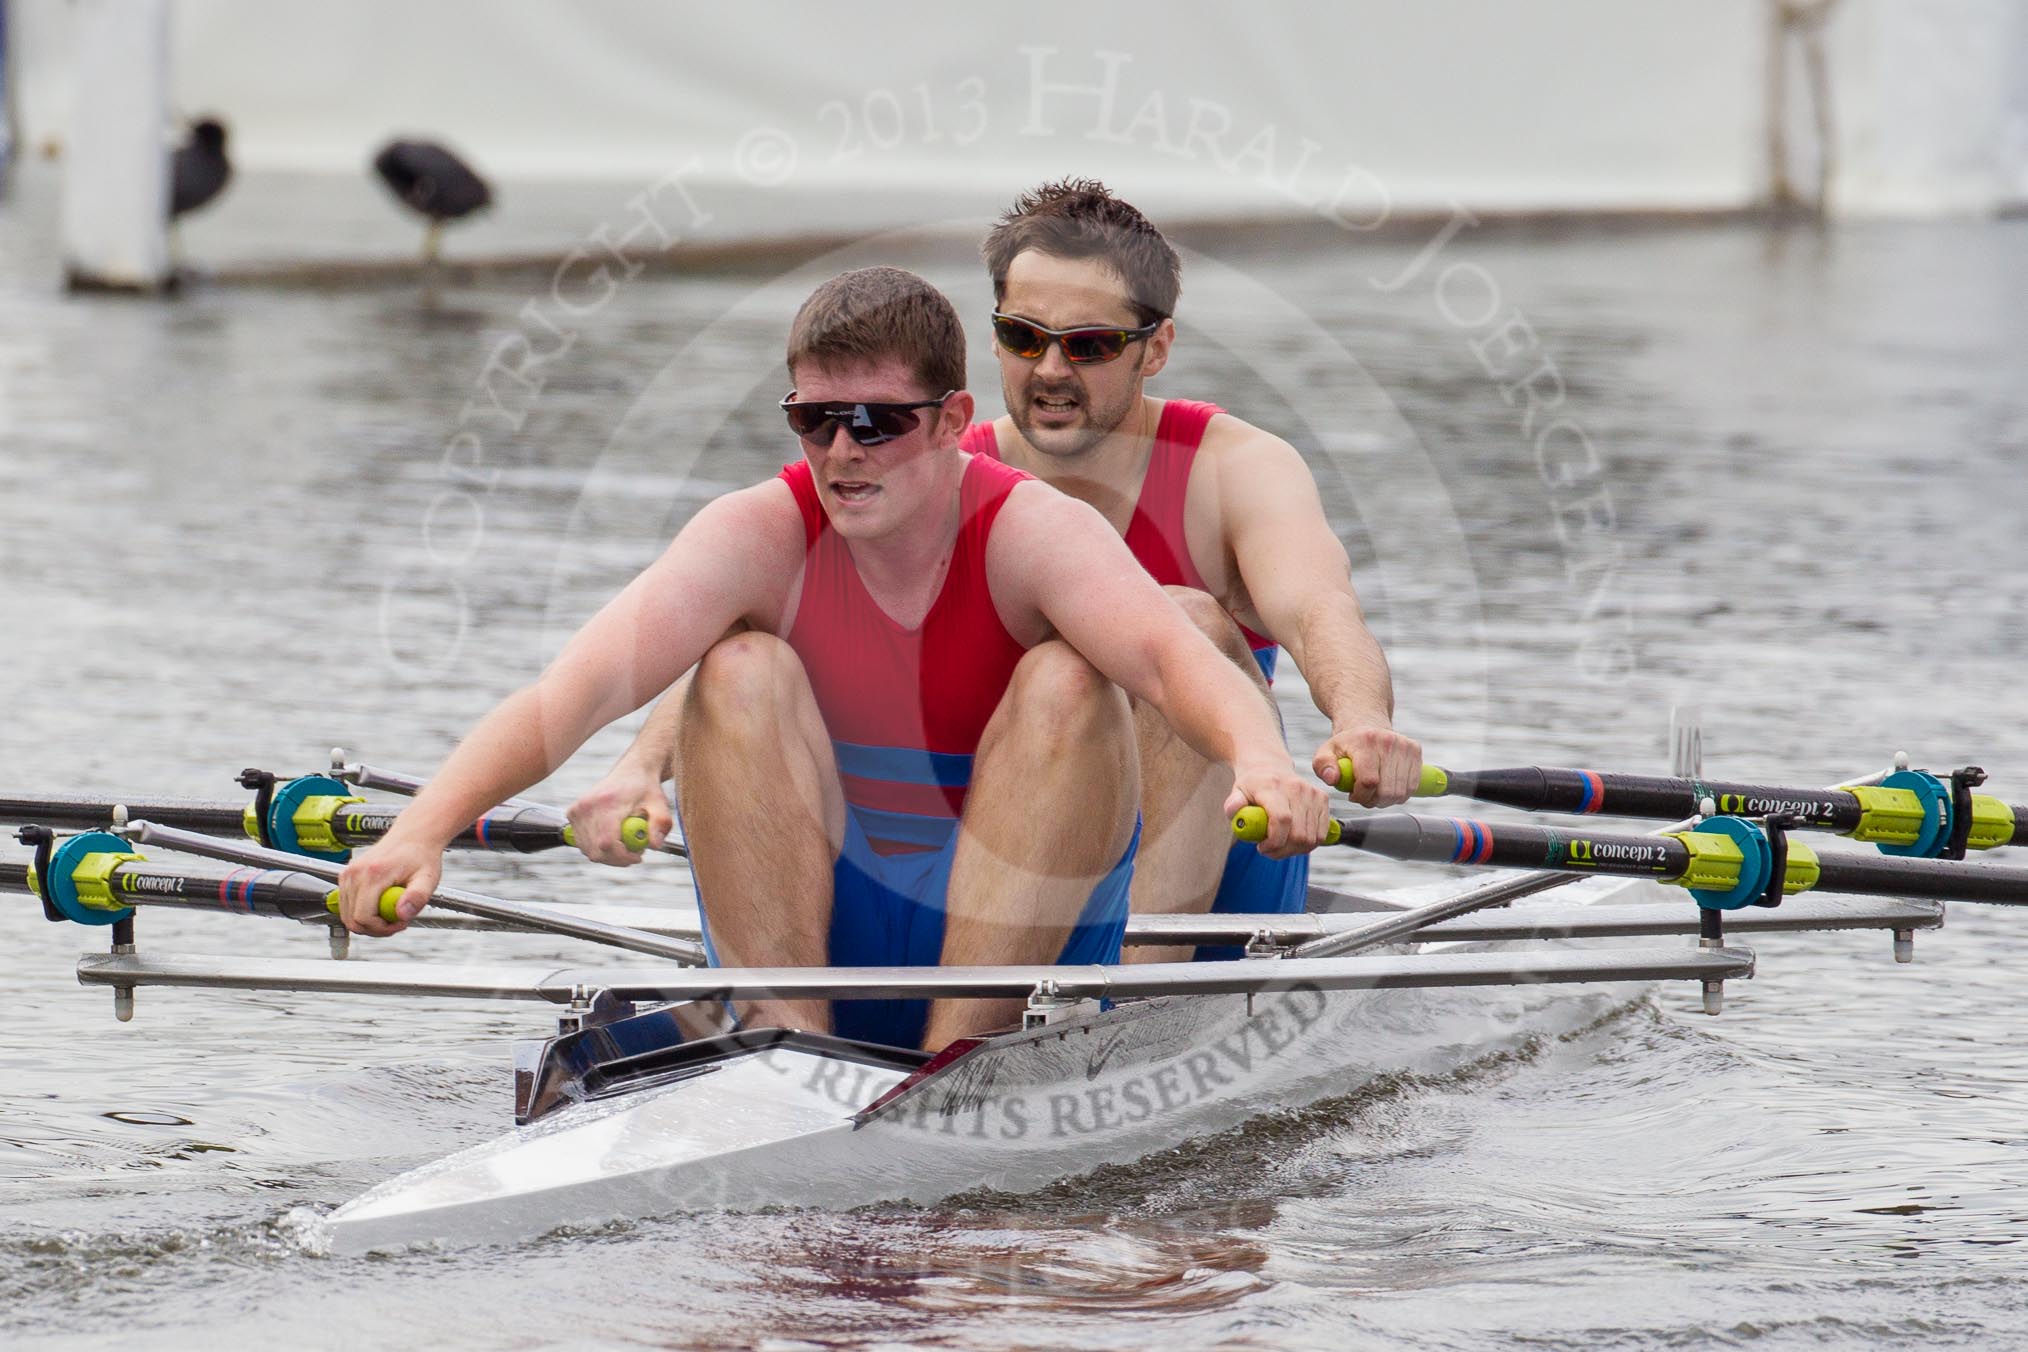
1331, 756, 1449, 798
560, 816, 653, 854
1233, 807, 1342, 846
324, 886, 407, 926
1233, 756, 1447, 841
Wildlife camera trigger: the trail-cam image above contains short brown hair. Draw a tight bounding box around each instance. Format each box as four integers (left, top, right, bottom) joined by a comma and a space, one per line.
785, 266, 965, 396
982, 178, 1181, 326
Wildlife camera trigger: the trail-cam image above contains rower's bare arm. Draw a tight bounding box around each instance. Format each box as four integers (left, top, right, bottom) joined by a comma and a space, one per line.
336, 484, 803, 931
568, 707, 681, 864
572, 672, 694, 865
986, 485, 1329, 856
1215, 426, 1423, 806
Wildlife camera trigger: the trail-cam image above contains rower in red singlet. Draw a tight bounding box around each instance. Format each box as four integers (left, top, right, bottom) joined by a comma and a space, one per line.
764, 452, 1133, 1045
340, 266, 1332, 1053
970, 180, 1424, 961
967, 400, 1277, 679
964, 400, 1304, 955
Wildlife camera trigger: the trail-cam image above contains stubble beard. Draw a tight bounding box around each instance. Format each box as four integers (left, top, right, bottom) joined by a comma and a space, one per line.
1008, 377, 1142, 462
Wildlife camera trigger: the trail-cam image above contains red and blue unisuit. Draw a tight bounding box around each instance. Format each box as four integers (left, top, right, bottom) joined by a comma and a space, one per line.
693, 454, 1137, 1049
964, 400, 1307, 952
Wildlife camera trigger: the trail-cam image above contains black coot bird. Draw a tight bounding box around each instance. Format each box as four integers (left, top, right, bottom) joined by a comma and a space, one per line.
372, 139, 493, 267
170, 118, 232, 218
166, 118, 231, 271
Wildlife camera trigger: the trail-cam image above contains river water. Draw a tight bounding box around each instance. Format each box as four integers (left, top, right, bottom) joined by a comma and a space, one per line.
3, 162, 2026, 1348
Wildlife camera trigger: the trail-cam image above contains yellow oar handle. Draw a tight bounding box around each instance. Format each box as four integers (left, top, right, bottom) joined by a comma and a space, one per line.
1232, 807, 1343, 846
1331, 755, 1449, 797
560, 816, 653, 853
323, 886, 406, 925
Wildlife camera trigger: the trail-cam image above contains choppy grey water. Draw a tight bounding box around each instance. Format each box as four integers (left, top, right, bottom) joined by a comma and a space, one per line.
3, 162, 2026, 1348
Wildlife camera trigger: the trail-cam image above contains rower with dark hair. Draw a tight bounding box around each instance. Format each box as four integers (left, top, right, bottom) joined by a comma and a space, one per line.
965, 178, 1423, 961
336, 266, 1329, 1051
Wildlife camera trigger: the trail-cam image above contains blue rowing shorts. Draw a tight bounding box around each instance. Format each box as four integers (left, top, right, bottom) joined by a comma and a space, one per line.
696, 809, 1139, 1050
826, 811, 1139, 1047
1194, 838, 1309, 962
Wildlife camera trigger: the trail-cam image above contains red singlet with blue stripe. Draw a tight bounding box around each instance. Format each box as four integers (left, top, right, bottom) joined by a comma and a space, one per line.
778, 455, 1032, 855
962, 399, 1279, 678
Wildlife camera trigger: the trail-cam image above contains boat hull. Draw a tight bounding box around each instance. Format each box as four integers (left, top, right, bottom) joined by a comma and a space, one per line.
323, 942, 1639, 1253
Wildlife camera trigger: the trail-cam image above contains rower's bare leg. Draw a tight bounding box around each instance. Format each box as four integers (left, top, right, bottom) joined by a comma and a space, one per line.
627, 622, 755, 794
924, 641, 1138, 1049
675, 633, 844, 1033
642, 672, 692, 788
617, 624, 744, 825
1126, 586, 1276, 964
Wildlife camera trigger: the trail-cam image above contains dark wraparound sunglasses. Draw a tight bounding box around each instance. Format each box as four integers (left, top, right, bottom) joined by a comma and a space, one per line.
779, 390, 956, 446
990, 312, 1160, 365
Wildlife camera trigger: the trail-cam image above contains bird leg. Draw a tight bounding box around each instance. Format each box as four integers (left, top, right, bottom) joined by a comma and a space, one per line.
421, 220, 444, 306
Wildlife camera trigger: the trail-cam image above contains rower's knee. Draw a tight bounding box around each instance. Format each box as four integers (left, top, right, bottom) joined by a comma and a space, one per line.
687, 632, 808, 729
1005, 641, 1127, 738
1163, 584, 1229, 633
1162, 585, 1253, 667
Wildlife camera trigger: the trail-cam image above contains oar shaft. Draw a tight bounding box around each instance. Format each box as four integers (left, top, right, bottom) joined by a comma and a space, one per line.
1808, 849, 2028, 906
320, 802, 650, 854
341, 761, 683, 857
1300, 811, 2028, 906
126, 822, 706, 963
1435, 769, 1864, 833
1412, 764, 2025, 851
1334, 813, 1691, 879
96, 859, 338, 917
1287, 768, 1896, 961
0, 793, 648, 855
0, 794, 246, 835
0, 855, 379, 923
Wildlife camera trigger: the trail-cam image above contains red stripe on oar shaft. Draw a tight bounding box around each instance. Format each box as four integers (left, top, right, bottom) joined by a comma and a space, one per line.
216, 868, 259, 913
1578, 771, 1604, 813
1447, 818, 1494, 863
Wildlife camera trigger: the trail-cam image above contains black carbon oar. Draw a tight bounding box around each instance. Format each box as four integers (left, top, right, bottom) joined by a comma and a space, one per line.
0, 790, 655, 857
1363, 758, 2024, 853
1234, 807, 2028, 906
0, 794, 246, 835
336, 757, 684, 858
123, 822, 707, 963
0, 857, 399, 925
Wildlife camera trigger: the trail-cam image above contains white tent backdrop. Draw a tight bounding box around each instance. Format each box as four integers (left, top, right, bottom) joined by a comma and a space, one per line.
7, 0, 2026, 228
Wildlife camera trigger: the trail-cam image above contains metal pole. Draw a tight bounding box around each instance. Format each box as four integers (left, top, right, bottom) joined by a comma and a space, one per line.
61, 0, 170, 291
